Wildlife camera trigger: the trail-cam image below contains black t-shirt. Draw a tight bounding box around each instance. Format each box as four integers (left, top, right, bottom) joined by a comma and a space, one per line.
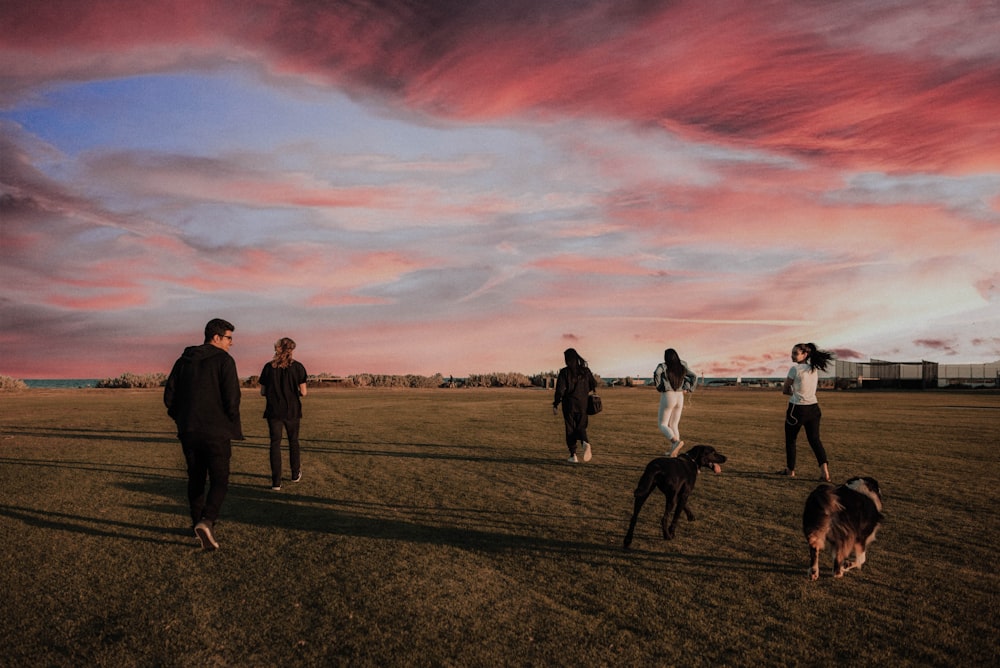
260, 360, 308, 420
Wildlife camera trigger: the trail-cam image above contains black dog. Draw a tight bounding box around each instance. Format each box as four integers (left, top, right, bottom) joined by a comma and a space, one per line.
623, 445, 727, 549
803, 476, 884, 580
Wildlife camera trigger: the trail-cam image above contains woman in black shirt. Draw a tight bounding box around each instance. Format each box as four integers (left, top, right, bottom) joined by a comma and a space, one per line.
259, 337, 308, 490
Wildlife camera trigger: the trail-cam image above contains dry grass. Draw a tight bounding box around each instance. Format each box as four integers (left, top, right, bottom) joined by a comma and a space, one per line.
1, 387, 997, 666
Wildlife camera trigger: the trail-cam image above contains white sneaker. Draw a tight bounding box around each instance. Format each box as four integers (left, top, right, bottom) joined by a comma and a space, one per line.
582, 442, 592, 462
567, 454, 578, 463
194, 521, 219, 551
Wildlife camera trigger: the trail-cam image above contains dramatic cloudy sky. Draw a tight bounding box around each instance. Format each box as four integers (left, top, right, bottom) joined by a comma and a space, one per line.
2, 0, 998, 379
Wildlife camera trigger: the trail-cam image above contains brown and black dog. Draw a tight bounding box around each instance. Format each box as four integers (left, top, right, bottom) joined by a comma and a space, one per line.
803, 476, 884, 580
623, 445, 727, 549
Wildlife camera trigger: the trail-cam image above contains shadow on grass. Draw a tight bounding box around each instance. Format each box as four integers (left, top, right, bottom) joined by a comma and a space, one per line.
3, 428, 641, 471
0, 456, 183, 476
116, 477, 802, 574
0, 445, 799, 575
1, 427, 176, 444
0, 505, 191, 547
234, 438, 646, 473
0, 468, 802, 574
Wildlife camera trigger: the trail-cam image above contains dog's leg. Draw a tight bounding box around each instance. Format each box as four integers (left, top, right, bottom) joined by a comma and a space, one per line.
843, 543, 866, 572
833, 542, 852, 578
661, 493, 676, 540
666, 490, 688, 539
677, 488, 695, 524
808, 544, 821, 580
806, 531, 825, 580
623, 494, 648, 549
850, 526, 879, 571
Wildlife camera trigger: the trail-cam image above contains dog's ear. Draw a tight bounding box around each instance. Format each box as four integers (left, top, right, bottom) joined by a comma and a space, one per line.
864, 477, 880, 496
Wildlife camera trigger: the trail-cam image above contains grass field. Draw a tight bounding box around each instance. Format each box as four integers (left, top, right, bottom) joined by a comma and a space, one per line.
1, 387, 997, 666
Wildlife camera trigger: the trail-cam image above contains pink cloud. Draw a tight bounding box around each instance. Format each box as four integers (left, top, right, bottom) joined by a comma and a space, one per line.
3, 2, 998, 381
80, 151, 513, 228
3, 1, 998, 172
146, 245, 429, 301
530, 254, 661, 277
305, 292, 391, 308
46, 290, 149, 310
974, 274, 998, 302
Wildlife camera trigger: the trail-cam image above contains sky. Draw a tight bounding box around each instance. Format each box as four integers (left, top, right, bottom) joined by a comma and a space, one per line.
1, 0, 999, 380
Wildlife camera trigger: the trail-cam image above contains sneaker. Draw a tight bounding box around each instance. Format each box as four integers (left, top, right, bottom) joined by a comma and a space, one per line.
291, 472, 302, 483
194, 521, 219, 551
581, 442, 592, 462
270, 484, 281, 491
567, 454, 578, 463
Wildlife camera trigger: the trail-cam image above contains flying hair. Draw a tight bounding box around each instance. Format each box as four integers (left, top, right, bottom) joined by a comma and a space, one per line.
796, 342, 835, 372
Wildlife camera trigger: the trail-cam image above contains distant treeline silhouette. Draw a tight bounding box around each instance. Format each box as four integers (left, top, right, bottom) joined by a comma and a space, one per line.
5, 370, 606, 390
96, 372, 168, 388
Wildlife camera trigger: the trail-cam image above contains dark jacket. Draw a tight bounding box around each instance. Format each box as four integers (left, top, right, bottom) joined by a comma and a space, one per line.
164, 343, 244, 440
553, 366, 596, 413
260, 360, 308, 421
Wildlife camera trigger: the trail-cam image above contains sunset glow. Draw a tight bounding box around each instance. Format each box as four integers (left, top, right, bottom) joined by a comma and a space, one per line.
2, 0, 998, 379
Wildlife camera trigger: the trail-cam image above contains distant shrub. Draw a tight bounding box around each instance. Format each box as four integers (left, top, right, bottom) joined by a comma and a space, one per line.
349, 373, 444, 388
529, 372, 602, 389
96, 372, 168, 389
465, 372, 534, 388
277, 371, 604, 390
0, 375, 28, 392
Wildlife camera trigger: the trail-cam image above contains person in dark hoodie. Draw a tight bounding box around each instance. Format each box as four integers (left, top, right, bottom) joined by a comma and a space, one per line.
552, 348, 597, 463
164, 318, 244, 551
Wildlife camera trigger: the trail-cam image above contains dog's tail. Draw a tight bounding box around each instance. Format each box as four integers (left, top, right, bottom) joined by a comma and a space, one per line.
803, 484, 842, 549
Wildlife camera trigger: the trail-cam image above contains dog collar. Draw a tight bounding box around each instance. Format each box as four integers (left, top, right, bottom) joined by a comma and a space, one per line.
679, 452, 703, 473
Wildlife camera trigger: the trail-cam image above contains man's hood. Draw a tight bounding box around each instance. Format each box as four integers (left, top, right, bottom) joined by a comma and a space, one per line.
180, 343, 228, 362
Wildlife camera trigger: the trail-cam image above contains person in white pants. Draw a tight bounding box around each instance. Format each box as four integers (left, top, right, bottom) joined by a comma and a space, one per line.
653, 348, 696, 456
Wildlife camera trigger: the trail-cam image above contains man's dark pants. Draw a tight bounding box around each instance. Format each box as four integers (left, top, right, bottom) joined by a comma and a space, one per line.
180, 434, 232, 526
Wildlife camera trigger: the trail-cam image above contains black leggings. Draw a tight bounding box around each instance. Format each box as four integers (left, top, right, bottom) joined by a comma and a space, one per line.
268, 418, 301, 486
784, 403, 827, 471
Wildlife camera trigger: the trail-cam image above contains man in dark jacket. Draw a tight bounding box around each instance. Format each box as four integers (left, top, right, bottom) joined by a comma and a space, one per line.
164, 318, 244, 551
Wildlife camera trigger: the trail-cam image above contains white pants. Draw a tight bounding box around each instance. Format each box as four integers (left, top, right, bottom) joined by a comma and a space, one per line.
658, 390, 685, 443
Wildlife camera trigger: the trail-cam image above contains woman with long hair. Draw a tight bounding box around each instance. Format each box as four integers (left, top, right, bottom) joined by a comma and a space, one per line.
653, 348, 697, 456
552, 348, 597, 463
780, 342, 835, 481
259, 337, 308, 490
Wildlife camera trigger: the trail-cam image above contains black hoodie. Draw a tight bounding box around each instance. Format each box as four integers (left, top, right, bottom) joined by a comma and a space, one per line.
164, 343, 244, 440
